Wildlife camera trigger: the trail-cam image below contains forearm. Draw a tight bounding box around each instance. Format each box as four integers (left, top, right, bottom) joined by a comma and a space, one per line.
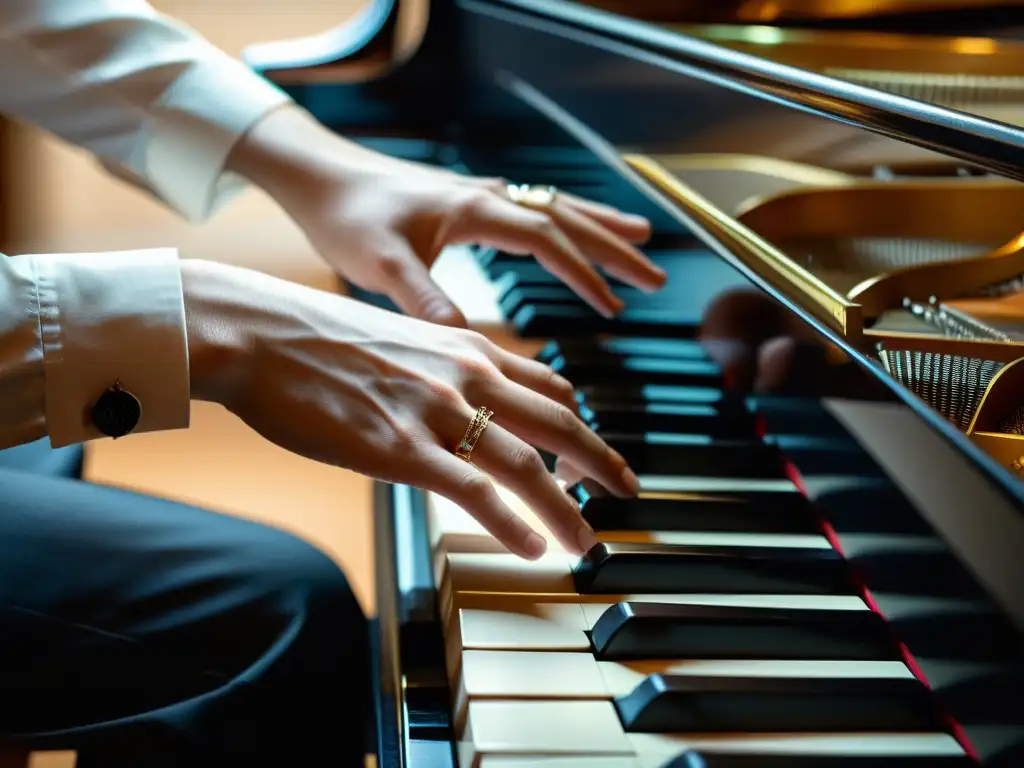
225, 104, 434, 215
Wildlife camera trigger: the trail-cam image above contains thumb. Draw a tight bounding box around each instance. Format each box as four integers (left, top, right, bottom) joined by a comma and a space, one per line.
377, 240, 468, 327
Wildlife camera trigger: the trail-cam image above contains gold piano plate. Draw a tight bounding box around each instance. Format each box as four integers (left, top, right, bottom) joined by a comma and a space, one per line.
733, 180, 1024, 317
638, 154, 854, 215
624, 153, 863, 339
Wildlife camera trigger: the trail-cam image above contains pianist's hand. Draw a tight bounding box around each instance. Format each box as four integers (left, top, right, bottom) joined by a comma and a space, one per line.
183, 259, 638, 559
228, 105, 665, 326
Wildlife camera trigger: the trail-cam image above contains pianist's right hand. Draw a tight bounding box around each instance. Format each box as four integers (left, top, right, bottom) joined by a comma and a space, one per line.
182, 258, 638, 560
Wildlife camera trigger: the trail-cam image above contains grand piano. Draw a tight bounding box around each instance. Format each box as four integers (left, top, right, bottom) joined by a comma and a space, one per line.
242, 2, 1024, 765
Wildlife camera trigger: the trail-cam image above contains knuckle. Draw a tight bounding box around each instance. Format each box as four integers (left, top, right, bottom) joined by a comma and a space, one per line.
428, 381, 463, 408
458, 354, 494, 382
462, 473, 494, 503
462, 189, 496, 216
552, 403, 580, 433
509, 443, 545, 475
548, 369, 576, 399
484, 176, 509, 195
374, 255, 406, 282
460, 328, 493, 352
529, 211, 558, 235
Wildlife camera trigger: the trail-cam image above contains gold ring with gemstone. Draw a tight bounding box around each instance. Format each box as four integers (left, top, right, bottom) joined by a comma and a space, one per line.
455, 406, 493, 462
506, 183, 558, 210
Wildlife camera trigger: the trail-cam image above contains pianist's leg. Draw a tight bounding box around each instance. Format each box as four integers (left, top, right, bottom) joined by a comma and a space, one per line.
0, 467, 369, 766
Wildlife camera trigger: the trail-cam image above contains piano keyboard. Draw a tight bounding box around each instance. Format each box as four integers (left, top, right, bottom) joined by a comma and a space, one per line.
355, 238, 749, 339
416, 334, 1004, 767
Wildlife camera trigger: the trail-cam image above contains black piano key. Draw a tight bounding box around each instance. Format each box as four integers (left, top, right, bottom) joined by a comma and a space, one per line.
502, 283, 699, 317
583, 402, 756, 439
589, 602, 898, 660
537, 337, 709, 365
605, 436, 782, 477
500, 285, 588, 317
664, 751, 974, 767
512, 303, 700, 339
573, 542, 853, 595
574, 481, 818, 534
614, 673, 944, 733
484, 259, 558, 284
552, 356, 723, 388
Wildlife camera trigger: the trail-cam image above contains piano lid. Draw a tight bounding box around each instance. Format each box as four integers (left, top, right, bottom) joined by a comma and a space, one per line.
458, 0, 1024, 181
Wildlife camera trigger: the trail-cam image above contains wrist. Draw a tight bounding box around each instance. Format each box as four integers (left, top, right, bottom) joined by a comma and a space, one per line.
181, 259, 252, 406
227, 104, 354, 209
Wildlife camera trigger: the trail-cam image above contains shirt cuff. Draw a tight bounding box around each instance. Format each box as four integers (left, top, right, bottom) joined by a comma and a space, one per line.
141, 52, 292, 222
31, 248, 190, 448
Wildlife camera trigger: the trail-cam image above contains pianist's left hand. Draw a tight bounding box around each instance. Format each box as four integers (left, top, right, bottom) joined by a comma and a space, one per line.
228, 105, 667, 326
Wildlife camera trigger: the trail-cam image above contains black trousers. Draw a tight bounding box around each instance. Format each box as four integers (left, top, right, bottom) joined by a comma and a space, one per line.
0, 439, 370, 766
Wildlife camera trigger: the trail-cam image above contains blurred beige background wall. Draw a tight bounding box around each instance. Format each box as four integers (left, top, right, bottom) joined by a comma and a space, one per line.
2, 0, 379, 616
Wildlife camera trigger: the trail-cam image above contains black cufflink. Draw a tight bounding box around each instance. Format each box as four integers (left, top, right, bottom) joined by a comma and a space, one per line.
91, 380, 142, 439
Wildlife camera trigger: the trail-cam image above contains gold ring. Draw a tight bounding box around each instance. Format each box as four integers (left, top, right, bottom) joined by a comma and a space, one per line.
455, 406, 493, 462
506, 183, 557, 210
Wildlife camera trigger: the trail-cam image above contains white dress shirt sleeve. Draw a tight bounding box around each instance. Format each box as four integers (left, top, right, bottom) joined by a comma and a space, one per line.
0, 1, 294, 449
0, 0, 292, 221
1, 249, 189, 449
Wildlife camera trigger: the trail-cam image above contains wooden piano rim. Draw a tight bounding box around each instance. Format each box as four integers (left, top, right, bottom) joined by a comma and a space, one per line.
242, 0, 429, 84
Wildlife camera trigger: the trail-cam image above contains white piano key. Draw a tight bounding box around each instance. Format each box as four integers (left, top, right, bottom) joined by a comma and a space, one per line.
452, 593, 870, 653
457, 603, 592, 652
459, 700, 965, 768
459, 700, 633, 767
432, 245, 505, 328
457, 650, 914, 701
461, 649, 608, 699
442, 551, 576, 597
631, 732, 967, 767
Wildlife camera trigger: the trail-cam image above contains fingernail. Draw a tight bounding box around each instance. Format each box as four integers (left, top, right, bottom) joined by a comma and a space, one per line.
625, 214, 649, 226
576, 523, 599, 553
599, 297, 625, 318
524, 532, 547, 559
621, 466, 641, 495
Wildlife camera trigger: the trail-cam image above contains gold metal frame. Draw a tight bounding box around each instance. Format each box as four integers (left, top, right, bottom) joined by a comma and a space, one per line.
624, 153, 862, 338
638, 153, 854, 214
734, 181, 1024, 317
965, 358, 1024, 476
